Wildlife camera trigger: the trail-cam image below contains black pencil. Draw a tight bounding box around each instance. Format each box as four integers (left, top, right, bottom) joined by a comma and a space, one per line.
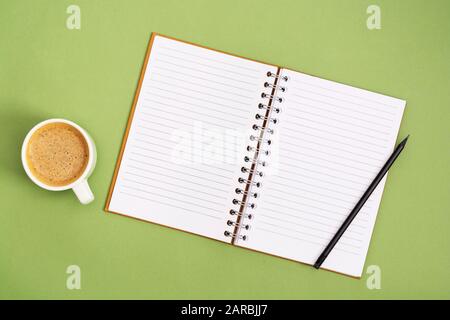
313, 135, 409, 269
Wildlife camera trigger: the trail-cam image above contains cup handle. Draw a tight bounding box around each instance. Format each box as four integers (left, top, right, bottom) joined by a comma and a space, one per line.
72, 180, 94, 204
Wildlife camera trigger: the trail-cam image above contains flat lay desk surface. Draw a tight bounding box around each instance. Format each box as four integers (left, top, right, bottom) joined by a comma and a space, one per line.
1, 0, 449, 299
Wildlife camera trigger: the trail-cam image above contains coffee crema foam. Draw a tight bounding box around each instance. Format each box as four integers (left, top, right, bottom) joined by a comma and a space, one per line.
26, 122, 89, 186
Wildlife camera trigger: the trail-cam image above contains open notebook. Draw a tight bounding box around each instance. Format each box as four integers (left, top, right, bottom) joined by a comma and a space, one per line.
105, 33, 405, 277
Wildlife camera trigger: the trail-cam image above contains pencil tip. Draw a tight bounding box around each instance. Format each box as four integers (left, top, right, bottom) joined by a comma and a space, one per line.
401, 134, 409, 146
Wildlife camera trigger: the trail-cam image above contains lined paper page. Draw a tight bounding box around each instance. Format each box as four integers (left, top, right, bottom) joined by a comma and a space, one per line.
238, 69, 405, 276
108, 35, 277, 242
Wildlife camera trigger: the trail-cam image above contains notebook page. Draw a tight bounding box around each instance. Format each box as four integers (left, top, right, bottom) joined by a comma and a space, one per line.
238, 69, 405, 276
107, 35, 277, 243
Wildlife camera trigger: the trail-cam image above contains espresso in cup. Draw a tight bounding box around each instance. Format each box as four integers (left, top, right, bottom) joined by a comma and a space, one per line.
26, 122, 89, 186
22, 119, 96, 204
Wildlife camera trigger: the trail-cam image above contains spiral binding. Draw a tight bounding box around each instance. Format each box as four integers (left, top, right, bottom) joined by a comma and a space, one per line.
224, 70, 288, 243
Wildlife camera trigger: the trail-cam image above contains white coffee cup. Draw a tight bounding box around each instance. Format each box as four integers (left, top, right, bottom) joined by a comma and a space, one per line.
21, 118, 97, 204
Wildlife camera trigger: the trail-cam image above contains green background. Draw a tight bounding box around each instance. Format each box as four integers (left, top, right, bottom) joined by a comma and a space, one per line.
0, 0, 449, 299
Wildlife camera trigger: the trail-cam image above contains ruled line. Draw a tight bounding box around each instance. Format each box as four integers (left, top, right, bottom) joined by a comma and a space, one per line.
155, 53, 259, 80
135, 133, 241, 154
140, 108, 238, 131
289, 79, 401, 109
136, 123, 244, 148
126, 161, 230, 188
286, 97, 393, 129
279, 130, 385, 162
158, 46, 260, 73
136, 125, 172, 138
148, 78, 249, 106
275, 169, 366, 193
124, 172, 227, 195
130, 140, 172, 152
121, 184, 224, 212
279, 146, 377, 178
267, 174, 370, 200
124, 171, 227, 194
259, 221, 360, 249
154, 58, 255, 86
142, 98, 246, 127
258, 203, 368, 232
264, 192, 369, 222
289, 85, 396, 116
256, 226, 324, 247
279, 154, 372, 182
138, 121, 179, 133
261, 199, 368, 228
255, 227, 360, 256
129, 153, 233, 179
290, 94, 395, 122
119, 192, 221, 220
268, 186, 354, 212
138, 111, 199, 129
280, 126, 385, 156
136, 125, 182, 140
128, 156, 233, 182
135, 131, 242, 151
145, 93, 248, 121
285, 101, 391, 134
269, 183, 371, 208
153, 65, 255, 93
284, 118, 388, 149
259, 212, 365, 237
280, 136, 381, 168
122, 178, 226, 203
131, 142, 236, 174
148, 91, 249, 115
260, 218, 362, 249
144, 85, 250, 115
151, 71, 255, 101
285, 110, 389, 142
132, 141, 239, 167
